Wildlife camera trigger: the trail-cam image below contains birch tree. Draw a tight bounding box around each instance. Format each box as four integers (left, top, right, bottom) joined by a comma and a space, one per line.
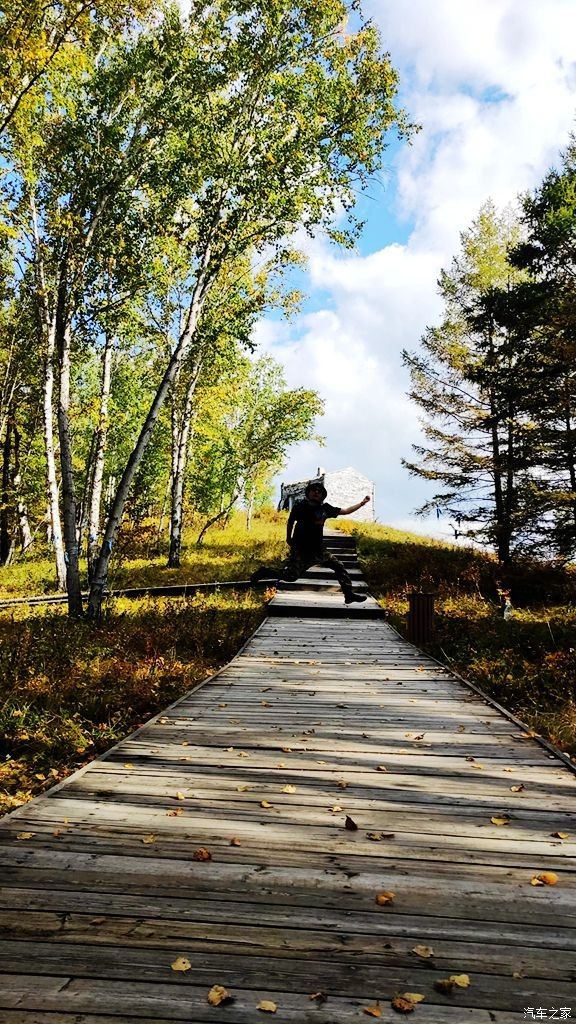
85, 0, 410, 616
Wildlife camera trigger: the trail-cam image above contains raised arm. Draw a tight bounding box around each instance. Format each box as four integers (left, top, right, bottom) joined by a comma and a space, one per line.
339, 495, 370, 516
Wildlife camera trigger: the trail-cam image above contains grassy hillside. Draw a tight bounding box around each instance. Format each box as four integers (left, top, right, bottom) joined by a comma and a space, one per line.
339, 520, 576, 761
0, 513, 285, 815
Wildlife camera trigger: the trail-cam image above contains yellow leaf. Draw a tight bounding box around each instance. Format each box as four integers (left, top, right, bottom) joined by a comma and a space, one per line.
331, 805, 343, 813
551, 831, 569, 839
207, 985, 233, 1006
142, 834, 156, 844
171, 957, 191, 972
257, 999, 277, 1012
363, 1003, 382, 1017
375, 891, 395, 905
282, 785, 297, 793
34, 773, 46, 781
402, 993, 425, 1004
490, 815, 510, 826
450, 974, 470, 988
376, 765, 388, 772
237, 785, 250, 792
15, 832, 35, 840
175, 791, 186, 800
510, 785, 524, 792
230, 837, 242, 846
412, 944, 433, 958
123, 763, 134, 769
531, 871, 558, 886
260, 800, 273, 808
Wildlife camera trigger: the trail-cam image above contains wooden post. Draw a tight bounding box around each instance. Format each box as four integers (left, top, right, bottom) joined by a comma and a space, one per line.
407, 591, 435, 644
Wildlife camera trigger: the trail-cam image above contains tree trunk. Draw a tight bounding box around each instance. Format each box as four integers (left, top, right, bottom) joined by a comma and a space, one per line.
168, 370, 200, 568
87, 333, 114, 580
57, 314, 83, 616
11, 420, 33, 554
43, 316, 67, 589
0, 414, 13, 565
87, 270, 211, 618
246, 482, 255, 531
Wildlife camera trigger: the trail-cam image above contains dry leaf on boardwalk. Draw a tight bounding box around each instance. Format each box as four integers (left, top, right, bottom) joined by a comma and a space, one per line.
167, 808, 183, 817
175, 791, 186, 801
551, 831, 569, 839
15, 832, 35, 840
171, 957, 191, 972
392, 993, 425, 1013
363, 1003, 382, 1017
450, 974, 470, 988
345, 815, 358, 831
309, 992, 327, 1003
207, 985, 234, 1006
331, 805, 343, 813
367, 831, 395, 841
237, 785, 251, 792
510, 785, 525, 792
260, 800, 273, 809
412, 945, 433, 958
230, 837, 242, 846
375, 891, 395, 906
337, 780, 349, 789
193, 847, 212, 861
257, 999, 277, 1012
531, 871, 558, 886
123, 763, 134, 769
142, 834, 156, 844
376, 765, 388, 772
490, 815, 510, 826
90, 917, 106, 925
282, 785, 297, 793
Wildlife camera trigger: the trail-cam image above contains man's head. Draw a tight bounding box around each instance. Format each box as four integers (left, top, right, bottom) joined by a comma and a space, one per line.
305, 481, 327, 503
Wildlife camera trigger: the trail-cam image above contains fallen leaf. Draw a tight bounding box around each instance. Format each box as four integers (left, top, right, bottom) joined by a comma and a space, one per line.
207, 985, 233, 1006
171, 957, 191, 972
412, 944, 434, 958
331, 805, 343, 813
90, 917, 106, 925
193, 847, 212, 861
376, 765, 388, 772
510, 785, 525, 793
158, 717, 169, 724
15, 832, 35, 840
237, 785, 250, 792
142, 834, 156, 844
531, 871, 558, 886
375, 891, 395, 905
260, 800, 273, 809
363, 1003, 382, 1017
551, 831, 569, 839
470, 763, 485, 769
257, 999, 277, 1013
367, 831, 395, 841
123, 763, 134, 769
403, 994, 425, 1004
167, 808, 183, 817
390, 995, 414, 1014
282, 747, 292, 753
450, 974, 470, 988
261, 701, 271, 707
230, 837, 242, 846
345, 815, 358, 831
337, 780, 348, 789
490, 815, 510, 826
175, 791, 186, 801
512, 968, 525, 979
282, 785, 297, 794
309, 991, 327, 1003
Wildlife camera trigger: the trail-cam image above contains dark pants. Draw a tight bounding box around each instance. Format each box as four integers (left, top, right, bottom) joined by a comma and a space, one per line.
254, 547, 353, 595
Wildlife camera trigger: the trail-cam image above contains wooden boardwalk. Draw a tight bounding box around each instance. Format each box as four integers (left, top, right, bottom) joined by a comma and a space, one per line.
1, 533, 576, 1022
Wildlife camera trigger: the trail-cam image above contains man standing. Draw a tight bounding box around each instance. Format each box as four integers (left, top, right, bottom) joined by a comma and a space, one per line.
252, 480, 370, 604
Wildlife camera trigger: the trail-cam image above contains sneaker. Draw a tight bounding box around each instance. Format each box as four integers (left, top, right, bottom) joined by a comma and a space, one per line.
344, 591, 367, 604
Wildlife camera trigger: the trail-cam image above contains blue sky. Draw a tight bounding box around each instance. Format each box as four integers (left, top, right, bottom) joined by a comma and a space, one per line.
254, 0, 576, 540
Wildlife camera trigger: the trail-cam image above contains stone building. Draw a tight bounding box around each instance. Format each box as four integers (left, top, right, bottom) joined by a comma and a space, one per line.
278, 466, 375, 522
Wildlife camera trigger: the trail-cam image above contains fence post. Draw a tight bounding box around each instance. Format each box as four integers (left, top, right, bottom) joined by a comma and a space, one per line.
407, 591, 435, 645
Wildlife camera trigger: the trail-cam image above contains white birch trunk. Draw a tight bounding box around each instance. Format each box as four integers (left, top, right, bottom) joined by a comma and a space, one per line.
168, 367, 200, 568
87, 333, 113, 580
57, 317, 83, 615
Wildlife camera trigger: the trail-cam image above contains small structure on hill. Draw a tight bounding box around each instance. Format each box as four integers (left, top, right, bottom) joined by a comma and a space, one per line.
278, 466, 375, 522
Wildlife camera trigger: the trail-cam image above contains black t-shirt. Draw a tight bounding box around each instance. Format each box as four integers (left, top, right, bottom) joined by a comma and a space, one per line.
290, 499, 341, 552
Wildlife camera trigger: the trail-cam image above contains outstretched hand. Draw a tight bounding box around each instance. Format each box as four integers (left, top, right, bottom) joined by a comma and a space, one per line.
362, 494, 370, 505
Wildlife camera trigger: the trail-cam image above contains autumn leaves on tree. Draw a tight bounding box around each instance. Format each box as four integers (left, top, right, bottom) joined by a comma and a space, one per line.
0, 0, 409, 615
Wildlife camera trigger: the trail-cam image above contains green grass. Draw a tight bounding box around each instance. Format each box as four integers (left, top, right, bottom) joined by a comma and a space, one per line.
0, 512, 284, 815
339, 520, 576, 760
